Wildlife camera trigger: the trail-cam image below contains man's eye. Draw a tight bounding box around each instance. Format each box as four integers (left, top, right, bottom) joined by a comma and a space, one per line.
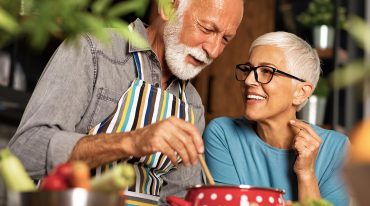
199, 24, 212, 33
203, 27, 212, 33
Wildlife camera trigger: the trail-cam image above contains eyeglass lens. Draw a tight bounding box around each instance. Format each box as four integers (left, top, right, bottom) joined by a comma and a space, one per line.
236, 65, 274, 83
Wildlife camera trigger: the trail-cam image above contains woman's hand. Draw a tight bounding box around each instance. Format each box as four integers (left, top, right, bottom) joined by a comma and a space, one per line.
289, 119, 322, 201
289, 120, 322, 179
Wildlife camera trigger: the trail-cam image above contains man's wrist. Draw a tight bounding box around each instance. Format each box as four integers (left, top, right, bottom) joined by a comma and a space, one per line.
118, 132, 136, 158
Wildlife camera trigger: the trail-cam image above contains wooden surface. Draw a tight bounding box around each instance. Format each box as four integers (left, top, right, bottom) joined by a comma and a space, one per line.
192, 0, 276, 123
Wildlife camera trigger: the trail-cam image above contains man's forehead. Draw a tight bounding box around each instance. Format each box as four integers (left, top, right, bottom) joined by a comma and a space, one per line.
188, 0, 243, 29
189, 0, 243, 9
206, 0, 225, 9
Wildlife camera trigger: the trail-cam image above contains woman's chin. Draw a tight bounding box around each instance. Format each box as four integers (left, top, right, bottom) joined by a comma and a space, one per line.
244, 112, 260, 121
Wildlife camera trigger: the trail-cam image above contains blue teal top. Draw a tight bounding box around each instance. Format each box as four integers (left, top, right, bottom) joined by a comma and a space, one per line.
203, 117, 349, 205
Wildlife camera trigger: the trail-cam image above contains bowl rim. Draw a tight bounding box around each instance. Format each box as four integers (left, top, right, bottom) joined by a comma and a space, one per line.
187, 184, 285, 194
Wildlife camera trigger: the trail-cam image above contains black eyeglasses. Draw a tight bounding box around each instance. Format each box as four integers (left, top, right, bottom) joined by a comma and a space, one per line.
235, 63, 306, 84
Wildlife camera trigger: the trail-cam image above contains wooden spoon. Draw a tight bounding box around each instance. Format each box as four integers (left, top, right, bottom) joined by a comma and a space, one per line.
198, 154, 215, 185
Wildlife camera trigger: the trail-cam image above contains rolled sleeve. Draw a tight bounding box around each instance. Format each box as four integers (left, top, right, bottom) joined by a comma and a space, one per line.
47, 131, 85, 173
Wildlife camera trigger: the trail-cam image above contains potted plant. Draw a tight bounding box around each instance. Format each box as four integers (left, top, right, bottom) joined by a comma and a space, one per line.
297, 0, 346, 49
298, 78, 331, 126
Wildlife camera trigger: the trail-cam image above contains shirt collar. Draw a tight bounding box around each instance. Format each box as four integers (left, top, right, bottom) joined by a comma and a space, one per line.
128, 18, 152, 53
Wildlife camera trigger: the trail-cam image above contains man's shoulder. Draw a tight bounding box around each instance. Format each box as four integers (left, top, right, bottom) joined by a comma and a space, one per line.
184, 82, 203, 108
83, 29, 129, 59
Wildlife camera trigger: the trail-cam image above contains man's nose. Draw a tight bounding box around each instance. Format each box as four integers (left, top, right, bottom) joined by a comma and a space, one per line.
203, 36, 224, 59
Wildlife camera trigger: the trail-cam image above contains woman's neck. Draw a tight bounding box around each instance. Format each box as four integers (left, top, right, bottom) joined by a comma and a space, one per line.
254, 114, 297, 149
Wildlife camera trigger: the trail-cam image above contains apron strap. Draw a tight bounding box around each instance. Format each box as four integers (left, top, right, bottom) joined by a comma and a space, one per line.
129, 23, 145, 80
179, 80, 189, 103
132, 52, 144, 80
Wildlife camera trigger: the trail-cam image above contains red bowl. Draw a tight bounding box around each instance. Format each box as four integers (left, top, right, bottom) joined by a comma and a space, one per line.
167, 185, 285, 206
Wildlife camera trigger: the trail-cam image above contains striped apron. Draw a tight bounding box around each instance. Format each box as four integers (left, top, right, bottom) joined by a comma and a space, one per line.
89, 51, 195, 205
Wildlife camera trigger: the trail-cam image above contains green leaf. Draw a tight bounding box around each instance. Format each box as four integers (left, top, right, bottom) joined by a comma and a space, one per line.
0, 0, 150, 49
0, 7, 19, 34
345, 15, 370, 52
292, 198, 334, 206
19, 0, 34, 16
78, 13, 109, 43
297, 0, 346, 28
109, 19, 149, 49
157, 0, 175, 21
29, 24, 49, 50
107, 0, 149, 18
313, 78, 331, 97
329, 60, 370, 89
91, 0, 112, 15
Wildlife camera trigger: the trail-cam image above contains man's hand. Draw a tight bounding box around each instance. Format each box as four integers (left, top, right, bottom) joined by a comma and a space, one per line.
289, 120, 322, 179
126, 116, 204, 166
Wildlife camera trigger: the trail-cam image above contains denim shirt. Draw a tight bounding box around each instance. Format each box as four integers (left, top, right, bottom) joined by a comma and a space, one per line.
8, 19, 205, 203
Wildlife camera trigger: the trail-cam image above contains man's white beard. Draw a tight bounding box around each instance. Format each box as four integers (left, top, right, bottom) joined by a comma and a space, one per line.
163, 14, 213, 80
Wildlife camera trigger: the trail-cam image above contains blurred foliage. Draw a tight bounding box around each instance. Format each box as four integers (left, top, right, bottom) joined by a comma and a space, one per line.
0, 0, 176, 50
293, 198, 333, 206
297, 0, 346, 28
157, 0, 175, 21
313, 78, 331, 97
329, 15, 370, 90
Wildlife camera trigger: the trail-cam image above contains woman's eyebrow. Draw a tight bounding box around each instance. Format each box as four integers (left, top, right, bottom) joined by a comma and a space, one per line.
247, 62, 277, 67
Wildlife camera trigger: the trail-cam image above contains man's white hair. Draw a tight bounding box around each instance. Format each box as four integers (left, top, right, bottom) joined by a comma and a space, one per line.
162, 0, 213, 80
249, 31, 321, 111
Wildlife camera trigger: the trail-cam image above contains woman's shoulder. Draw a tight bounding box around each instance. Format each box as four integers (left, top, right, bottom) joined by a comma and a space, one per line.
208, 116, 234, 124
312, 125, 349, 148
204, 117, 253, 140
207, 116, 250, 129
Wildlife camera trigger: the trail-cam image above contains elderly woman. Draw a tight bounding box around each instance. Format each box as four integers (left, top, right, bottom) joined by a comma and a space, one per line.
203, 32, 349, 205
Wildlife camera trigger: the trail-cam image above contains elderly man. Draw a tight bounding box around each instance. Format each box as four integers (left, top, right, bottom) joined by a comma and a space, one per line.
8, 0, 244, 204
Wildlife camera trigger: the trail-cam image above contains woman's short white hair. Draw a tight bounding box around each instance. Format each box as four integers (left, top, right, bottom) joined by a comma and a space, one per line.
250, 31, 321, 111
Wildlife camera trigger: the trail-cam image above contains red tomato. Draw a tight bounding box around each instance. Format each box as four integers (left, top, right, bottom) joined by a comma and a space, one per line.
40, 175, 68, 191
53, 162, 72, 182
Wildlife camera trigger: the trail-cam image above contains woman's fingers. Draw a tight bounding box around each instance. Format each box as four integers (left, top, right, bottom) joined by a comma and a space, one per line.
294, 136, 317, 155
296, 129, 321, 149
290, 119, 321, 144
290, 120, 321, 176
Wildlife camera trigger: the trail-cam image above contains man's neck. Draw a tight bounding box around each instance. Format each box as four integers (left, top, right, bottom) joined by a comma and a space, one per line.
146, 19, 172, 89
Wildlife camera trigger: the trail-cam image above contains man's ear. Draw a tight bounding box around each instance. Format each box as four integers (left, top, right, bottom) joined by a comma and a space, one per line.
159, 0, 178, 21
292, 82, 314, 106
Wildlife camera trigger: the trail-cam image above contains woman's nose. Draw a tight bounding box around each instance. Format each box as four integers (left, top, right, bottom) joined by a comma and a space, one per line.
244, 71, 259, 86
